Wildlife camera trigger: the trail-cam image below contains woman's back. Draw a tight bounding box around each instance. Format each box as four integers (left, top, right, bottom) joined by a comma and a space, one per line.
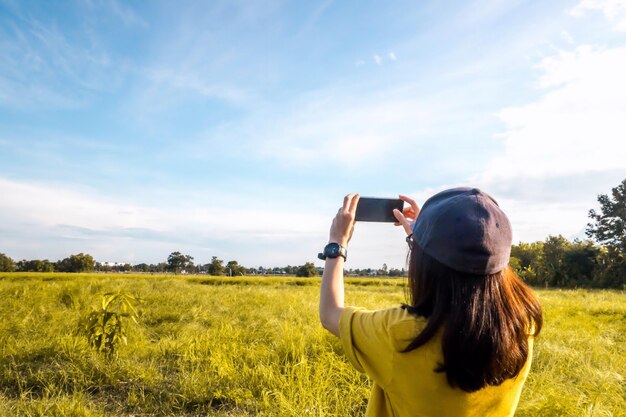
340, 306, 534, 417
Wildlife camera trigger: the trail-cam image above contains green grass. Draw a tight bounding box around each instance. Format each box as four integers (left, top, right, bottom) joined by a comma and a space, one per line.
0, 273, 624, 416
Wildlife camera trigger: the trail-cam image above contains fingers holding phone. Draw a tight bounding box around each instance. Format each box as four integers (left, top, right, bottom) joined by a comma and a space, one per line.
398, 194, 420, 221
331, 194, 419, 242
329, 194, 360, 247
394, 195, 419, 235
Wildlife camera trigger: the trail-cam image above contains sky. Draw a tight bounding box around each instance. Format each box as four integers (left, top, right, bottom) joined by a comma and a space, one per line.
1, 0, 625, 269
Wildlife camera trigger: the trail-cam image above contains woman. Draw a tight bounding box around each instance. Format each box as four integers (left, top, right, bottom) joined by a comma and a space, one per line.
319, 188, 542, 417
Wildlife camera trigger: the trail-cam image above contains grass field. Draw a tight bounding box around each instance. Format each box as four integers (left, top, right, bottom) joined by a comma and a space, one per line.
0, 273, 624, 417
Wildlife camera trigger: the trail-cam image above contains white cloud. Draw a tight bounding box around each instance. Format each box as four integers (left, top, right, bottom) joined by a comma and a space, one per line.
389, 52, 397, 60
0, 177, 328, 264
0, 177, 425, 269
499, 198, 591, 243
374, 54, 382, 65
254, 92, 435, 169
569, 0, 626, 31
143, 66, 250, 104
106, 0, 149, 28
298, 0, 335, 35
475, 42, 626, 243
560, 30, 575, 45
0, 3, 124, 110
483, 45, 626, 181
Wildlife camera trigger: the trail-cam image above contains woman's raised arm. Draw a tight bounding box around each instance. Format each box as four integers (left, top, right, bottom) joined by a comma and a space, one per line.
319, 194, 359, 337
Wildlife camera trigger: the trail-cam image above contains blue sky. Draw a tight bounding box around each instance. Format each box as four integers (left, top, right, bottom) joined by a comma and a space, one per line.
1, 0, 625, 269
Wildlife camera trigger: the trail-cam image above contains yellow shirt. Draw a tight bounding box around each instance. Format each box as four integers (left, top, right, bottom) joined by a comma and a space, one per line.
339, 306, 533, 417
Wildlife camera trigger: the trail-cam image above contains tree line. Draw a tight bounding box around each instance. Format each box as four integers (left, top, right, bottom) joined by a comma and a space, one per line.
0, 250, 320, 278
509, 178, 625, 289
1, 180, 624, 288
0, 253, 95, 274
510, 235, 622, 288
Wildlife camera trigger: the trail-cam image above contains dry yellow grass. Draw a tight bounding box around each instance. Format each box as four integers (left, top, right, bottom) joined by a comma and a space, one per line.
0, 273, 623, 416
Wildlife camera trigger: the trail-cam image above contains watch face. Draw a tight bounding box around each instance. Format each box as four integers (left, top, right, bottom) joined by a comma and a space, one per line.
326, 243, 340, 257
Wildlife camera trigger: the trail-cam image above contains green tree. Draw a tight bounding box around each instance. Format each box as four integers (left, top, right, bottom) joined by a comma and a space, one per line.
587, 178, 626, 252
225, 260, 245, 276
208, 256, 224, 276
296, 262, 317, 277
388, 267, 406, 277
0, 253, 15, 272
154, 262, 168, 273
539, 235, 570, 287
133, 263, 150, 273
16, 259, 55, 272
561, 240, 600, 287
167, 251, 194, 274
509, 256, 522, 271
284, 265, 298, 275
592, 246, 626, 288
56, 253, 95, 272
510, 241, 543, 285
41, 259, 55, 272
586, 179, 626, 288
95, 262, 111, 272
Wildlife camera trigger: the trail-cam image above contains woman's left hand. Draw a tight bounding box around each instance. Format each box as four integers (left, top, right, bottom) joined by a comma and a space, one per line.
329, 193, 360, 247
394, 194, 420, 236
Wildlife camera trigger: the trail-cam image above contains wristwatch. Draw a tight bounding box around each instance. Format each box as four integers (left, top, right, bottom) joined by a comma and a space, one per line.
317, 242, 347, 261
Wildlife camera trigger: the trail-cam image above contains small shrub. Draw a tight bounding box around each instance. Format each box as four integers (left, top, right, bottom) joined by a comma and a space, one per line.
79, 292, 141, 359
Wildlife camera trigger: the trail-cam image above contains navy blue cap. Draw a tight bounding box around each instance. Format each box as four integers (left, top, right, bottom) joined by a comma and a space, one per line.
412, 187, 512, 275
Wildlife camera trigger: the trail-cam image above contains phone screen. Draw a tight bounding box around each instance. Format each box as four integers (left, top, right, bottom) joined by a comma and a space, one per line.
355, 197, 404, 222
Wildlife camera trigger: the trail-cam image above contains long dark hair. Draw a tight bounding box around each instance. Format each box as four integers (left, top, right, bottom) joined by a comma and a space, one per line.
402, 244, 543, 393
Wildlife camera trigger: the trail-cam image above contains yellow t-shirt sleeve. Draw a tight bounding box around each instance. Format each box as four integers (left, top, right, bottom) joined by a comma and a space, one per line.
339, 307, 394, 388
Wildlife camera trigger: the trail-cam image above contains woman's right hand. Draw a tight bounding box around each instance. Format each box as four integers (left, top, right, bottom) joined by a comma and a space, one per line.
393, 194, 420, 235
328, 193, 360, 247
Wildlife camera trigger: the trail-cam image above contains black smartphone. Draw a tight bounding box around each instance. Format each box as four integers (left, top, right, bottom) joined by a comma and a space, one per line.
355, 197, 404, 222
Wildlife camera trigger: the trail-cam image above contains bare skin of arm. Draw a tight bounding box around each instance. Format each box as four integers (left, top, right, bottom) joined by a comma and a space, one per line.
319, 193, 359, 337
319, 193, 419, 337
